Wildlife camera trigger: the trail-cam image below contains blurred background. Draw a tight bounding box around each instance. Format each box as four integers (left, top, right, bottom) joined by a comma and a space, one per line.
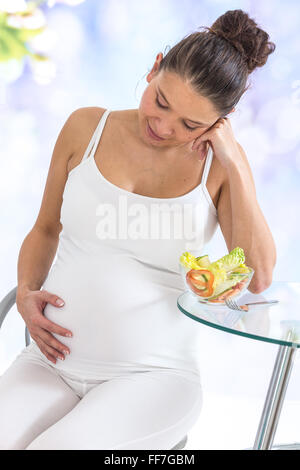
1, 0, 300, 450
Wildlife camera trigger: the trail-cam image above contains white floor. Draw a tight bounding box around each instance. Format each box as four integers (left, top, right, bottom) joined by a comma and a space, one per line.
185, 394, 300, 450
1, 304, 300, 451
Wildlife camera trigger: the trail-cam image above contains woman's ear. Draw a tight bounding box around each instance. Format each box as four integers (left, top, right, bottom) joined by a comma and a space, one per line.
146, 53, 163, 83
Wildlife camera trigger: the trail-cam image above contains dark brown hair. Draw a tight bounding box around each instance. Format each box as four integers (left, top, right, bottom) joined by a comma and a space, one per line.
157, 9, 276, 116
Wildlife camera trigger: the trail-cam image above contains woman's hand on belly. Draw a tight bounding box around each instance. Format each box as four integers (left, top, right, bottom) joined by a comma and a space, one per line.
16, 288, 73, 364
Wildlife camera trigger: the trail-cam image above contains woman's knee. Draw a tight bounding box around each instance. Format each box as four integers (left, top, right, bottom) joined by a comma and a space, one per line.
0, 358, 80, 450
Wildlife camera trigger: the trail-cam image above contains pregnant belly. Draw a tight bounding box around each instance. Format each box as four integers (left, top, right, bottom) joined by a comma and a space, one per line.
41, 257, 184, 365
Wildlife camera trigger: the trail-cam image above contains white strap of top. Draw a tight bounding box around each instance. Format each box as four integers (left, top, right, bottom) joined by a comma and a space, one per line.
81, 110, 213, 186
201, 144, 213, 186
81, 109, 111, 162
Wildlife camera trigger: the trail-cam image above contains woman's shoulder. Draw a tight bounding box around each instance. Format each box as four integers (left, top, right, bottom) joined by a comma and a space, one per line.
71, 106, 107, 131
69, 106, 107, 150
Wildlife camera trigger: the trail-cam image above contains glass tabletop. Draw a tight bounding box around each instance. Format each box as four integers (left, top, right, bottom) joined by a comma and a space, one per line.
177, 281, 300, 348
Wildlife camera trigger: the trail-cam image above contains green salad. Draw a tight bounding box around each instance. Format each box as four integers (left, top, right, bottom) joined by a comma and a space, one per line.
179, 247, 252, 302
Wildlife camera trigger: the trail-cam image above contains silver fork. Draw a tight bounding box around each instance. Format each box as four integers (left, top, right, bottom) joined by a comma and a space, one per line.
225, 298, 279, 312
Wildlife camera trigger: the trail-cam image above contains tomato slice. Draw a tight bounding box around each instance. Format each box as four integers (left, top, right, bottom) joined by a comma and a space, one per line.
186, 269, 214, 297
208, 279, 248, 303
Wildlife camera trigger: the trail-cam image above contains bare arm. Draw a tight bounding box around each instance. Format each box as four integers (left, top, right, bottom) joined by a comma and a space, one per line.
15, 106, 96, 362
17, 106, 107, 301
217, 142, 277, 294
16, 110, 76, 301
16, 227, 60, 301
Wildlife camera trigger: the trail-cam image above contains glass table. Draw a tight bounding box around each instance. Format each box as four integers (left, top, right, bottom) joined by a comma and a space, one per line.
177, 281, 300, 450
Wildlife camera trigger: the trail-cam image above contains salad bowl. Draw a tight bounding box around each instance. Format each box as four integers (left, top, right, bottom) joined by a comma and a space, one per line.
179, 247, 254, 306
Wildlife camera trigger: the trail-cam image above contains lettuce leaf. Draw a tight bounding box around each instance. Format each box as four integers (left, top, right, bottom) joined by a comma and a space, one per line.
209, 247, 245, 273
179, 252, 201, 270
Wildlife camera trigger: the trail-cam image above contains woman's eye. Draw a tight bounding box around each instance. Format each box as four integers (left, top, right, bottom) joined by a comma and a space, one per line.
184, 123, 197, 131
155, 96, 168, 109
155, 96, 197, 132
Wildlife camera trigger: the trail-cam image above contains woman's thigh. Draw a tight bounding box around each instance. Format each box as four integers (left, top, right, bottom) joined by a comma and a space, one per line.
0, 355, 80, 450
26, 370, 203, 450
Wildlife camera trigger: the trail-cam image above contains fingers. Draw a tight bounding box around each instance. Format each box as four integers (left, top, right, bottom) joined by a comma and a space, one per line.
35, 329, 70, 363
192, 118, 228, 151
30, 317, 73, 364
40, 289, 65, 308
40, 328, 70, 355
34, 337, 61, 364
192, 139, 209, 160
198, 142, 208, 160
40, 317, 73, 339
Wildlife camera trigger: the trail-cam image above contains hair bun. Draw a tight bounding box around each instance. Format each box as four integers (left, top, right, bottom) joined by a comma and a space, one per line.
208, 9, 275, 73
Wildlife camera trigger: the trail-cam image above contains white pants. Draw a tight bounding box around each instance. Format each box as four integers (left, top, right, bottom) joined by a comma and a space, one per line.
0, 344, 203, 450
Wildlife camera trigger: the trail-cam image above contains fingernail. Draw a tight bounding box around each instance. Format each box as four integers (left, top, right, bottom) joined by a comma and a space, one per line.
56, 299, 64, 306
66, 333, 72, 337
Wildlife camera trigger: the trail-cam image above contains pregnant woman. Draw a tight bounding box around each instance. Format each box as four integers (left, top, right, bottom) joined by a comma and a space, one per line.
0, 9, 276, 450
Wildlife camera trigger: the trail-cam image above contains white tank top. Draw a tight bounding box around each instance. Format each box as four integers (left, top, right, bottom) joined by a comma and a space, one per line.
37, 109, 219, 381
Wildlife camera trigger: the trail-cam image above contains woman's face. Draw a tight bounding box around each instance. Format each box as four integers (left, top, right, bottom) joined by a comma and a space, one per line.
138, 56, 221, 152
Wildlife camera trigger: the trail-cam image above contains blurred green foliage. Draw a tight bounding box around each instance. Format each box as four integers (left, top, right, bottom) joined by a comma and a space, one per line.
0, 8, 47, 62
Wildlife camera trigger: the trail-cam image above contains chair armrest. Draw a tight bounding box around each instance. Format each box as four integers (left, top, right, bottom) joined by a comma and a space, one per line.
0, 286, 17, 329
0, 286, 31, 346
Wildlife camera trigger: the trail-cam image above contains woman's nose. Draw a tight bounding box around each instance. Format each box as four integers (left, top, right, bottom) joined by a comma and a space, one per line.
155, 122, 174, 138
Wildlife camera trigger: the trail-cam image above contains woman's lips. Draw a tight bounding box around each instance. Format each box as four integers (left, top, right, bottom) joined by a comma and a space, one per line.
146, 121, 165, 141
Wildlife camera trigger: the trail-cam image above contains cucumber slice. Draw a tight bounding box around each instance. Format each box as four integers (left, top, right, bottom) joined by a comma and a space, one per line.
229, 273, 248, 278
207, 286, 235, 301
231, 267, 251, 274
207, 275, 247, 300
196, 255, 210, 268
207, 278, 240, 299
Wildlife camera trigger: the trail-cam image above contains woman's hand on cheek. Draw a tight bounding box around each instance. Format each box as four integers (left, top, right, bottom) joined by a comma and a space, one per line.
191, 140, 208, 161
190, 117, 241, 169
